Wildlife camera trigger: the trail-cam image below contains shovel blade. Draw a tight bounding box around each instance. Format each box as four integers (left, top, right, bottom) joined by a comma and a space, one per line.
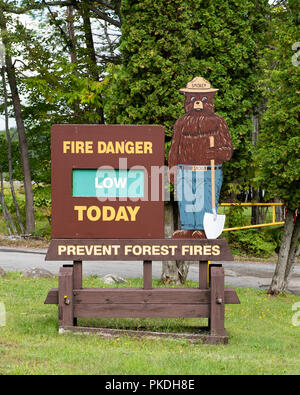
203, 213, 226, 239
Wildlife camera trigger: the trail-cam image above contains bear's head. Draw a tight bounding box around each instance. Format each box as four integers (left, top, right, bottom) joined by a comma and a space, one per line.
183, 92, 215, 115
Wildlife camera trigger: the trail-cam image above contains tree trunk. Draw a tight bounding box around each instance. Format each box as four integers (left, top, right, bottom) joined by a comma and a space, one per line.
1, 64, 24, 234
161, 203, 179, 284
81, 6, 104, 123
251, 189, 260, 225
275, 198, 284, 222
66, 5, 81, 118
161, 202, 190, 285
0, 171, 17, 234
284, 214, 300, 287
0, 13, 35, 233
268, 208, 295, 295
66, 5, 77, 65
0, 171, 12, 235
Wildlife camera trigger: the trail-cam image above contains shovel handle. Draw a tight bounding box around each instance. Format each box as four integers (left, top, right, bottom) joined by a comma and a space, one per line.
209, 136, 215, 211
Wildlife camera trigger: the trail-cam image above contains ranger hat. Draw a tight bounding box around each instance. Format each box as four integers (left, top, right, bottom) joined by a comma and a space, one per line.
179, 77, 219, 93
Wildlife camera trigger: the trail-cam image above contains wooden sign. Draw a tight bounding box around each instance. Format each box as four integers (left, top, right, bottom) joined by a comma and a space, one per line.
46, 238, 233, 261
168, 77, 233, 240
51, 125, 165, 239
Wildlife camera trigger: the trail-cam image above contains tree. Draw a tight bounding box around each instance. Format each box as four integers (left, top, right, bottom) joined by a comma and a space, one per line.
105, 0, 270, 283
256, 0, 300, 295
0, 44, 24, 233
104, 0, 195, 284
188, 0, 270, 199
0, 0, 121, 185
0, 11, 35, 233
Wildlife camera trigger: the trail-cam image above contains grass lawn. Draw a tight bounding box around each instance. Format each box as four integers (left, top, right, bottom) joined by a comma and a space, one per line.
0, 274, 299, 375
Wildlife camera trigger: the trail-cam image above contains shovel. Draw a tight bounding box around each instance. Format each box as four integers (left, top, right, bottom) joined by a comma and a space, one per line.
203, 136, 226, 239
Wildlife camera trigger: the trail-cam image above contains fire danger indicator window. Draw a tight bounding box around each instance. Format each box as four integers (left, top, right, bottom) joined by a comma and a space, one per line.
72, 169, 145, 198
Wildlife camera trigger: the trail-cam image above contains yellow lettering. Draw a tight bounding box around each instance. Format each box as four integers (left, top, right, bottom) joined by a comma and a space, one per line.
67, 245, 76, 255
63, 141, 71, 153
132, 245, 142, 255
194, 245, 203, 255
85, 245, 94, 256
152, 245, 160, 255
127, 206, 140, 221
204, 245, 212, 255
76, 141, 85, 154
142, 245, 152, 255
102, 206, 116, 221
94, 246, 102, 256
86, 141, 94, 154
102, 245, 112, 255
58, 245, 67, 255
212, 245, 221, 256
87, 206, 101, 221
135, 141, 143, 154
76, 246, 85, 255
182, 245, 190, 255
144, 142, 153, 154
160, 245, 169, 255
169, 245, 177, 255
125, 142, 134, 154
98, 142, 106, 153
106, 142, 115, 154
74, 206, 87, 221
125, 245, 132, 255
111, 245, 121, 255
115, 207, 129, 222
115, 141, 125, 154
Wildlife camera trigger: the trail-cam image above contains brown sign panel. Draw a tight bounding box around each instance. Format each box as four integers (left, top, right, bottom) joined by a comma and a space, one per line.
46, 238, 233, 261
51, 125, 165, 239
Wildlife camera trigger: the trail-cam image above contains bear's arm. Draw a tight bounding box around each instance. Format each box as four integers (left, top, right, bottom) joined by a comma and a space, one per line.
213, 117, 233, 162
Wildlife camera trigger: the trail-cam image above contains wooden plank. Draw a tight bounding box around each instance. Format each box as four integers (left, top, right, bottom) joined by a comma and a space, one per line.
143, 261, 152, 290
73, 261, 82, 290
210, 266, 226, 337
199, 261, 208, 289
58, 267, 74, 327
59, 325, 228, 345
45, 287, 240, 305
44, 288, 59, 304
74, 303, 209, 318
45, 238, 234, 261
74, 288, 210, 304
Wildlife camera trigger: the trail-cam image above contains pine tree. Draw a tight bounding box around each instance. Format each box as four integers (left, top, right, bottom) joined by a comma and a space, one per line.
256, 1, 300, 294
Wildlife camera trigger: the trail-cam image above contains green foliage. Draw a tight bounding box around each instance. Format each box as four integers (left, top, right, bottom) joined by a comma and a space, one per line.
105, 0, 270, 194
33, 186, 51, 238
255, 3, 300, 210
223, 205, 281, 257
226, 228, 278, 258
104, 0, 194, 137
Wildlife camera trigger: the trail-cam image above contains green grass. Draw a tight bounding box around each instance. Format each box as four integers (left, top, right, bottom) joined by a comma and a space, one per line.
0, 184, 51, 238
0, 273, 300, 375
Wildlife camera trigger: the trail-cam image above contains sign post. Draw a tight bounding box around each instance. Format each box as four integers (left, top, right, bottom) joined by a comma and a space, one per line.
45, 122, 240, 344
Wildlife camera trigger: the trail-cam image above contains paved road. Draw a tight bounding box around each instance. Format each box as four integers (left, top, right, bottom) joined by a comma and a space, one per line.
0, 246, 299, 294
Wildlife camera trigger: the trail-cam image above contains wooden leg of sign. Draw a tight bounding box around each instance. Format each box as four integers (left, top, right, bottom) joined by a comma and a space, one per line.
199, 261, 208, 289
143, 260, 152, 290
210, 266, 226, 338
73, 261, 82, 289
73, 261, 82, 326
58, 266, 74, 329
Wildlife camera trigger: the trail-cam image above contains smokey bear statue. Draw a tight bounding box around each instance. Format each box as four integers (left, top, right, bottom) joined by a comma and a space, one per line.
168, 77, 233, 239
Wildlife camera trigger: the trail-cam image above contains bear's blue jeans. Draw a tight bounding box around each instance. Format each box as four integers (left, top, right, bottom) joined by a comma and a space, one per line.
176, 164, 223, 230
